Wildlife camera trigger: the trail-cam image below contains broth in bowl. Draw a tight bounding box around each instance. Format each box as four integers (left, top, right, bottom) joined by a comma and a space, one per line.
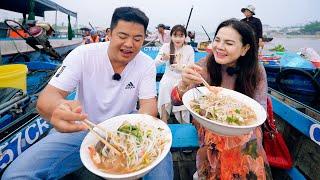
88, 121, 169, 174
80, 114, 172, 179
190, 92, 256, 126
182, 87, 267, 136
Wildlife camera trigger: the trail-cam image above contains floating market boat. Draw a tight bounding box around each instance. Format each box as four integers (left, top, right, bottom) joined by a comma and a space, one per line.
60, 46, 320, 180
0, 0, 80, 174
0, 1, 319, 177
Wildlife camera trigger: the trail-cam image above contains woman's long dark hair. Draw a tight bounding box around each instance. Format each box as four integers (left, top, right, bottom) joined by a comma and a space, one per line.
169, 25, 187, 64
207, 19, 260, 98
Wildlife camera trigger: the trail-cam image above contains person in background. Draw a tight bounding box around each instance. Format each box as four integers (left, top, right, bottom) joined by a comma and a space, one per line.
171, 19, 271, 179
187, 31, 196, 43
155, 24, 194, 123
82, 29, 100, 44
2, 6, 173, 180
155, 23, 171, 44
241, 5, 264, 50
105, 27, 111, 41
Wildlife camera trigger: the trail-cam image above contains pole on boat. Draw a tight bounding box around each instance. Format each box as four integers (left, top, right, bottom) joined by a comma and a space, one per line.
89, 22, 94, 30
28, 0, 35, 20
67, 15, 73, 40
201, 25, 211, 41
185, 5, 194, 30
55, 10, 58, 29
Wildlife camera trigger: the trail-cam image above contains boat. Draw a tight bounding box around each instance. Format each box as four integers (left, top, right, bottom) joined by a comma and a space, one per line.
142, 45, 320, 110
263, 36, 274, 42
0, 0, 80, 174
59, 46, 319, 179
0, 4, 318, 177
0, 0, 82, 65
1, 42, 318, 179
261, 52, 320, 110
60, 89, 319, 180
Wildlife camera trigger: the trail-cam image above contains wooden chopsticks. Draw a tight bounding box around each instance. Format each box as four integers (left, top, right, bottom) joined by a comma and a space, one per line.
200, 76, 211, 90
82, 119, 122, 156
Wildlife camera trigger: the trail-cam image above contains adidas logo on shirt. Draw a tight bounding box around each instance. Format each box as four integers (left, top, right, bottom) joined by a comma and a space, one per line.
125, 82, 135, 89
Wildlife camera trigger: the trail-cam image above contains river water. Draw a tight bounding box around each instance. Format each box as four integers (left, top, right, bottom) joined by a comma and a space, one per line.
265, 37, 320, 54
195, 33, 320, 54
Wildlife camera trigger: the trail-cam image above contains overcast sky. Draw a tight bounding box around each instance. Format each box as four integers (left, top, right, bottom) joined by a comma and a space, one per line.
1, 0, 319, 33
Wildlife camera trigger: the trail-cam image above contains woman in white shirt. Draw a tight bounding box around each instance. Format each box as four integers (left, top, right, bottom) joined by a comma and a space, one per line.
155, 24, 195, 123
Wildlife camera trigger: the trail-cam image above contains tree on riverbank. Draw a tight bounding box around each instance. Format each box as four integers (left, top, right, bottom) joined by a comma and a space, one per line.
301, 21, 320, 35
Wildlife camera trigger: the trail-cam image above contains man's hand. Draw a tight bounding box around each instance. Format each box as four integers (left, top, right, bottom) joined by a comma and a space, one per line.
50, 100, 88, 133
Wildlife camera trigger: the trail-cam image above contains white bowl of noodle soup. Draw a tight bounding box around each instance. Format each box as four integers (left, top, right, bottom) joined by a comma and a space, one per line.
182, 86, 267, 136
80, 114, 172, 180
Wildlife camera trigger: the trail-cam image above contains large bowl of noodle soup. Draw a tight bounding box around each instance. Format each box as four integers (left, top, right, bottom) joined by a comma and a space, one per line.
80, 114, 172, 180
182, 86, 266, 136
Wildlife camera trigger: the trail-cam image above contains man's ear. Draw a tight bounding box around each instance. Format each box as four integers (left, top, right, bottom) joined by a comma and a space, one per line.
241, 44, 250, 56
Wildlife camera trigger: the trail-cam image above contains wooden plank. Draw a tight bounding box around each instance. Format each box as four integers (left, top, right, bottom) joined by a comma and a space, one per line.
0, 38, 81, 56
269, 88, 320, 121
286, 168, 307, 180
270, 95, 320, 146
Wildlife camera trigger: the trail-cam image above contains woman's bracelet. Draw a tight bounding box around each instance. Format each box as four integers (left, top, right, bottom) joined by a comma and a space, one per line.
177, 82, 189, 94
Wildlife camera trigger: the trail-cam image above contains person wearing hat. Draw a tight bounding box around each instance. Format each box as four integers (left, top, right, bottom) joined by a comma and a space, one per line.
241, 5, 264, 49
156, 23, 171, 44
82, 29, 100, 44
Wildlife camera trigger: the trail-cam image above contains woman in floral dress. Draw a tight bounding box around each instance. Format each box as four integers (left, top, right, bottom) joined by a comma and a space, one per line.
172, 19, 272, 179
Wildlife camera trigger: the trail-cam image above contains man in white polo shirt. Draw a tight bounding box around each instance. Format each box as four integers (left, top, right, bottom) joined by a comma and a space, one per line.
2, 7, 173, 180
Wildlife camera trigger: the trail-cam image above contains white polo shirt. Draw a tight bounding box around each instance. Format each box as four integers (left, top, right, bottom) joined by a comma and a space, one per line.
49, 42, 156, 123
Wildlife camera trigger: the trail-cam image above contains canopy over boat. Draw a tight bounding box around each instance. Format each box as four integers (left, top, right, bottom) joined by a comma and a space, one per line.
0, 0, 77, 18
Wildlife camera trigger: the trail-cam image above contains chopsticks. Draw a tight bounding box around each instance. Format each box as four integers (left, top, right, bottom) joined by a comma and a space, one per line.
160, 53, 178, 56
82, 119, 122, 156
199, 76, 222, 94
200, 76, 211, 90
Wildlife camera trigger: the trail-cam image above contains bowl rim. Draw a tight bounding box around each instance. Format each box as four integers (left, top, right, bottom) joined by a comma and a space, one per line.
80, 114, 172, 179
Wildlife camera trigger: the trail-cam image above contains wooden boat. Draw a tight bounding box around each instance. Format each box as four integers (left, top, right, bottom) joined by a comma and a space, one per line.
0, 26, 318, 179
60, 87, 319, 180
61, 47, 320, 179
263, 37, 274, 42
0, 0, 80, 174
141, 46, 320, 110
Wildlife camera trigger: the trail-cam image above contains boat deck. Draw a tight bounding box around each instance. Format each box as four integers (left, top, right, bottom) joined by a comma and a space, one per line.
0, 38, 82, 56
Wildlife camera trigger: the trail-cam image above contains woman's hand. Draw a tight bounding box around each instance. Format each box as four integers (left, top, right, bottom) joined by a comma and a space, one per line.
160, 53, 170, 61
50, 100, 88, 133
181, 64, 203, 87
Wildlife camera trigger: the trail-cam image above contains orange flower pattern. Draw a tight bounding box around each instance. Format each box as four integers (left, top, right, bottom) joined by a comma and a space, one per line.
194, 120, 272, 180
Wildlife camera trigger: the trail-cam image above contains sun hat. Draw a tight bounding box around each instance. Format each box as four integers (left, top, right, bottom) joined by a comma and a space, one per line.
241, 5, 256, 15
90, 29, 97, 36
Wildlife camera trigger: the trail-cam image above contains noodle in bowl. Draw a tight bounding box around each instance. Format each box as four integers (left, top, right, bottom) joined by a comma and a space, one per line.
80, 114, 172, 180
182, 87, 267, 136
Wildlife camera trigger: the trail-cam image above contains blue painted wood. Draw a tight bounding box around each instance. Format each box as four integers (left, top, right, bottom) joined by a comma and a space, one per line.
0, 114, 12, 129
0, 116, 52, 172
168, 124, 199, 150
270, 95, 319, 144
286, 167, 307, 180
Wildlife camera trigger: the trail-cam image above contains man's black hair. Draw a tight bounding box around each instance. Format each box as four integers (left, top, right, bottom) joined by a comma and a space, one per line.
110, 7, 149, 33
